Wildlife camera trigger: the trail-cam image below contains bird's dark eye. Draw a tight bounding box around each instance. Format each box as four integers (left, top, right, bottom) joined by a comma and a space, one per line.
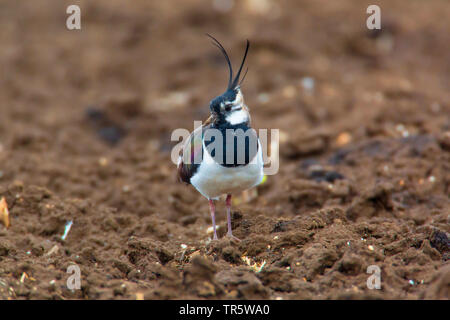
225, 105, 232, 112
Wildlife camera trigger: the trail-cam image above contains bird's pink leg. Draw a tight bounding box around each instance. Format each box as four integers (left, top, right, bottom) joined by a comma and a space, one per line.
226, 194, 241, 241
209, 199, 218, 240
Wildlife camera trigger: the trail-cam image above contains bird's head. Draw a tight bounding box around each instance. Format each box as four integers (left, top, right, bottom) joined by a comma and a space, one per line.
207, 35, 250, 125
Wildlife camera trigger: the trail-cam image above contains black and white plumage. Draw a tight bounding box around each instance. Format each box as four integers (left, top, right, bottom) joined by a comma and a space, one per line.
177, 35, 263, 241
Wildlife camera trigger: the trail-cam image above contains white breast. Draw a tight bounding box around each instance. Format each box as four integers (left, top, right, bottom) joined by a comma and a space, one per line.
190, 139, 264, 199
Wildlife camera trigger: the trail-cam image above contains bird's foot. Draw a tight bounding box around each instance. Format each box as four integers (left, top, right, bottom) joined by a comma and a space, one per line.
226, 232, 241, 242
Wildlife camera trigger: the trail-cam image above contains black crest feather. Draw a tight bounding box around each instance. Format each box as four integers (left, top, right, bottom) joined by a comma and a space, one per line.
206, 34, 250, 91
231, 40, 250, 89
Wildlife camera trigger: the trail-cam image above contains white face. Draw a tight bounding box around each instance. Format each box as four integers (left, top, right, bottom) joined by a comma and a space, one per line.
222, 90, 250, 125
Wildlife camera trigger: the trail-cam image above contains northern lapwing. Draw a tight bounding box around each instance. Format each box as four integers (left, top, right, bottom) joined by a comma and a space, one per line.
177, 35, 264, 241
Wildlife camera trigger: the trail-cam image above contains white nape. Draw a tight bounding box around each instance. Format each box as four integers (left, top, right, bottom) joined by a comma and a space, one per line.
225, 109, 249, 125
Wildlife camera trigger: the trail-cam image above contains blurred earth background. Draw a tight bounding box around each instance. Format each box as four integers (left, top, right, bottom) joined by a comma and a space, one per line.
0, 0, 449, 299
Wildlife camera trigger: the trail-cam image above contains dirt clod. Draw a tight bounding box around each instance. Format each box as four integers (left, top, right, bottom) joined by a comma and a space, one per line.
0, 0, 448, 300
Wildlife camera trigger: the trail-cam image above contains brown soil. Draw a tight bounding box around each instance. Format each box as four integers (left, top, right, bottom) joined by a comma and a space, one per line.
0, 0, 449, 300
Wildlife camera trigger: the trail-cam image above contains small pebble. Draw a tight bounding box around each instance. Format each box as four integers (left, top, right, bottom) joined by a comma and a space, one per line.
301, 77, 315, 92
245, 0, 273, 15
257, 93, 270, 104
99, 157, 108, 166
136, 292, 144, 300
282, 85, 296, 99
212, 0, 234, 13
336, 132, 352, 146
430, 102, 441, 113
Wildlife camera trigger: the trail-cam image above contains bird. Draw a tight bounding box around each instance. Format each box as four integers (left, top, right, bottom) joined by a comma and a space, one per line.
177, 35, 264, 241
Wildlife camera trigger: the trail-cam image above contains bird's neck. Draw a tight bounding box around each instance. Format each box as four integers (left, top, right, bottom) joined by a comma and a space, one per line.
225, 109, 250, 126
212, 109, 251, 128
